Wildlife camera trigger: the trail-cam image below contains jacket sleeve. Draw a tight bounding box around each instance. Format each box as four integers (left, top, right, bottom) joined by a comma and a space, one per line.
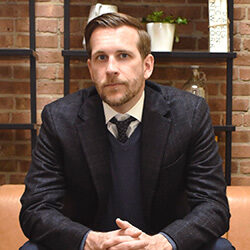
162, 97, 230, 250
19, 105, 90, 250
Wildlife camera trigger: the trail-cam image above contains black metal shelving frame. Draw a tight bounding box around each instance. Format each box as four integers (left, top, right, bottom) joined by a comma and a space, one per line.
0, 0, 37, 149
62, 0, 236, 184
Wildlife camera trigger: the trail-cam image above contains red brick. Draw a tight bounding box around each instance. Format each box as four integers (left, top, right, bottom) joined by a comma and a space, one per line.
36, 4, 64, 17
14, 4, 29, 17
9, 173, 26, 184
0, 175, 6, 185
244, 114, 250, 126
37, 19, 58, 33
239, 68, 250, 81
232, 131, 250, 143
36, 35, 58, 48
18, 160, 31, 172
240, 161, 250, 174
0, 20, 14, 32
0, 113, 10, 123
0, 81, 30, 94
198, 37, 208, 50
196, 21, 209, 35
233, 83, 250, 96
0, 160, 18, 172
58, 19, 64, 33
243, 39, 250, 51
11, 112, 31, 123
235, 0, 250, 3
16, 18, 29, 32
207, 83, 219, 96
57, 65, 64, 79
70, 19, 82, 33
232, 114, 244, 127
204, 68, 226, 81
235, 53, 250, 66
233, 37, 241, 51
231, 176, 250, 186
16, 130, 31, 141
234, 7, 246, 20
70, 65, 90, 79
16, 98, 30, 110
0, 35, 13, 47
239, 22, 250, 35
70, 35, 84, 49
16, 34, 30, 48
232, 98, 249, 111
37, 82, 63, 95
211, 114, 221, 125
208, 98, 226, 112
231, 161, 238, 174
174, 37, 196, 50
37, 97, 58, 110
37, 50, 63, 63
0, 97, 14, 109
70, 5, 90, 18
0, 144, 15, 157
37, 65, 57, 79
0, 5, 14, 17
0, 66, 12, 79
232, 145, 250, 158
16, 144, 31, 157
0, 130, 14, 140
13, 66, 30, 79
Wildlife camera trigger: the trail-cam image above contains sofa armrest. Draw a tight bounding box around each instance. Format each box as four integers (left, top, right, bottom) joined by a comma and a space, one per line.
0, 184, 27, 250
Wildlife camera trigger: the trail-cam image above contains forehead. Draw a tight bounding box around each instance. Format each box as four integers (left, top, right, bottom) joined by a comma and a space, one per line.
90, 25, 140, 53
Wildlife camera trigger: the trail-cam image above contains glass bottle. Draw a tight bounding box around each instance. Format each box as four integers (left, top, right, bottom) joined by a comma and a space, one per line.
183, 65, 208, 102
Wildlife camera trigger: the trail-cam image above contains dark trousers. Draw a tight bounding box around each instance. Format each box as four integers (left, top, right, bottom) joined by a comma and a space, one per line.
20, 238, 235, 250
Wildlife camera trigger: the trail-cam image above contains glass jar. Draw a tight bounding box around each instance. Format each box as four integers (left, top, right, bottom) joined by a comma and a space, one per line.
183, 66, 208, 102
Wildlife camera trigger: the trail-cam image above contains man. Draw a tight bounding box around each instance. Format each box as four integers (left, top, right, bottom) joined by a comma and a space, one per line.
20, 13, 234, 250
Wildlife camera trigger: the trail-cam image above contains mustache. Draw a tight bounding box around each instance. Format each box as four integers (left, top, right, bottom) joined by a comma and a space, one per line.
103, 80, 128, 86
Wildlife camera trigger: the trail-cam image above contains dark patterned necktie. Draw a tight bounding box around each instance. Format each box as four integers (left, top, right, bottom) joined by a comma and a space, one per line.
110, 116, 136, 143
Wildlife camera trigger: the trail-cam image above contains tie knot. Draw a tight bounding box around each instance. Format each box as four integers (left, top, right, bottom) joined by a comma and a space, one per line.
110, 116, 136, 143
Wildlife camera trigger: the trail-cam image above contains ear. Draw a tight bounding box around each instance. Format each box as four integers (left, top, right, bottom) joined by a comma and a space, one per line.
143, 54, 154, 80
87, 58, 93, 79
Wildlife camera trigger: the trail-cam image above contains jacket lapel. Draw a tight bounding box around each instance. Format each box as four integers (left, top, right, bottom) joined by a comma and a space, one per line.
75, 93, 112, 215
141, 84, 171, 224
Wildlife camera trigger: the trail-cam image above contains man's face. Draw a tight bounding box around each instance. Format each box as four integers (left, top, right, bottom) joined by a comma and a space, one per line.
87, 25, 154, 113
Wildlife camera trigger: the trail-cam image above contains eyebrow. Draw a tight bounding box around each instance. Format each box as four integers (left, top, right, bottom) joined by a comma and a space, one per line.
92, 49, 134, 57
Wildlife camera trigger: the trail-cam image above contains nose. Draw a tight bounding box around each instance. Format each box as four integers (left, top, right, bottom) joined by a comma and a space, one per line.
106, 57, 119, 76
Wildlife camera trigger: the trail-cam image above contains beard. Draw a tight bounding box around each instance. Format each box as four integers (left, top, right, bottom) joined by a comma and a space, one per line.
97, 78, 144, 107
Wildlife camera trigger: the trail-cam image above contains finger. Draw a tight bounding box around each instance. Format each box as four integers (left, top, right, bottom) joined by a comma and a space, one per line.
102, 235, 135, 249
116, 218, 132, 230
107, 239, 148, 250
116, 218, 142, 237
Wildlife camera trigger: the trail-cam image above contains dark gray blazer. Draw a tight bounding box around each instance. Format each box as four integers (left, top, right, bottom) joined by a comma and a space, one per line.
20, 81, 230, 250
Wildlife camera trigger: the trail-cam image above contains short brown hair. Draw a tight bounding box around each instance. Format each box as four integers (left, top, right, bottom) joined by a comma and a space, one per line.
84, 12, 151, 59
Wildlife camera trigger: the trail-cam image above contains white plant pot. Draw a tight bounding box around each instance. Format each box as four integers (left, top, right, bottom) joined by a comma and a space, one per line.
146, 22, 176, 52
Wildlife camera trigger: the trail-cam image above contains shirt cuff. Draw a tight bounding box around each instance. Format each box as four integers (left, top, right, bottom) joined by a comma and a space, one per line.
159, 232, 177, 250
79, 230, 91, 250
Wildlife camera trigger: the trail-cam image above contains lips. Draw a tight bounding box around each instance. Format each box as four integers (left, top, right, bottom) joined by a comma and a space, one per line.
104, 82, 125, 88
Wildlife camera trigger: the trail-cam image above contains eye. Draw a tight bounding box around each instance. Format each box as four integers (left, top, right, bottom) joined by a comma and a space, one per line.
119, 53, 129, 59
96, 54, 107, 61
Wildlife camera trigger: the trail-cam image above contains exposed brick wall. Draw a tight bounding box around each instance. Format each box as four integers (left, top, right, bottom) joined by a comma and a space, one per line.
0, 0, 249, 186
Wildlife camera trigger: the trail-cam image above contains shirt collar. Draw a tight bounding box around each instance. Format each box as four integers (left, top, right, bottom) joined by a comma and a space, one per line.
103, 91, 145, 124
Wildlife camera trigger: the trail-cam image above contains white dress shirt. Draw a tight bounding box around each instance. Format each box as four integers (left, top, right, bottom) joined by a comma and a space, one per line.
103, 91, 144, 139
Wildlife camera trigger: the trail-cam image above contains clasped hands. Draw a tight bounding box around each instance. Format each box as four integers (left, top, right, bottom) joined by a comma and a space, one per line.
84, 218, 172, 250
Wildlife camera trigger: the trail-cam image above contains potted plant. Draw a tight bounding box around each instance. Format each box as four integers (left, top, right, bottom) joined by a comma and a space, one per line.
143, 11, 188, 52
